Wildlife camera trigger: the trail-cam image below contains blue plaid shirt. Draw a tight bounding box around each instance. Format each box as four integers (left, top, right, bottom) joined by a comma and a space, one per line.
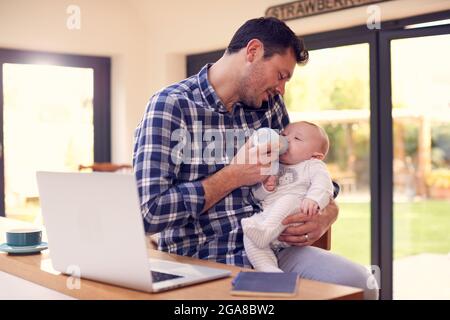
133, 64, 289, 267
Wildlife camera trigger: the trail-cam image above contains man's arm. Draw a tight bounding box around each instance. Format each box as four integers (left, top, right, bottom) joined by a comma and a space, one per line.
201, 142, 276, 213
134, 94, 276, 229
278, 200, 339, 246
133, 94, 206, 233
201, 166, 239, 213
202, 94, 290, 213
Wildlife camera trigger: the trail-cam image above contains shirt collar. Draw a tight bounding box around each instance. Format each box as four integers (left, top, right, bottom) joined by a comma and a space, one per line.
197, 64, 228, 113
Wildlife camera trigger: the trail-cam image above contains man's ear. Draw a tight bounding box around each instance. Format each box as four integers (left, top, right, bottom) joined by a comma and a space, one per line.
312, 152, 325, 160
246, 39, 264, 63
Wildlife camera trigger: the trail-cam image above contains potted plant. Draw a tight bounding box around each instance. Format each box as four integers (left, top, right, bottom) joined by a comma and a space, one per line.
426, 169, 450, 199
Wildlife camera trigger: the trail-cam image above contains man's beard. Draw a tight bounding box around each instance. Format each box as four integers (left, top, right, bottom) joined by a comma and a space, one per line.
237, 75, 263, 108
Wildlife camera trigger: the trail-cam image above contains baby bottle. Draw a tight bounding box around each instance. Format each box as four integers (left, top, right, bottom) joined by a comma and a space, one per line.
252, 128, 289, 155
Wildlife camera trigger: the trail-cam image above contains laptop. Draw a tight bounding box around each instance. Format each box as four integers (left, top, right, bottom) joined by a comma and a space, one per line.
36, 171, 231, 293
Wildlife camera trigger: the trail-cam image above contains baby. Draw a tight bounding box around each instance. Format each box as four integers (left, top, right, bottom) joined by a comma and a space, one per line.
241, 121, 334, 272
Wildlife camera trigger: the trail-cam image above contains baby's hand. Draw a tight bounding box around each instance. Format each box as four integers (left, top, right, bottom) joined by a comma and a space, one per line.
263, 175, 278, 192
301, 198, 320, 216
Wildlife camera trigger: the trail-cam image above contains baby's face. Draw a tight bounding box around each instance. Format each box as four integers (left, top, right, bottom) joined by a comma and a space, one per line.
279, 122, 325, 165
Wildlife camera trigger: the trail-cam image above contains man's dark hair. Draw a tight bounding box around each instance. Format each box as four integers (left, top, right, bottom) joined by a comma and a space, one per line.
226, 17, 308, 65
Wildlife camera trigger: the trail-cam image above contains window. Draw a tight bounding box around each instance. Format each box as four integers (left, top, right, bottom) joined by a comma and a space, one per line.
0, 49, 111, 223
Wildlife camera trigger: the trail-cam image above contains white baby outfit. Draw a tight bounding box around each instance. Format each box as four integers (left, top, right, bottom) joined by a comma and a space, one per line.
241, 159, 334, 272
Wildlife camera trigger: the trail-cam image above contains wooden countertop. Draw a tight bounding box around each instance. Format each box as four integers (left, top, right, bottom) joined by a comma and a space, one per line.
0, 217, 363, 300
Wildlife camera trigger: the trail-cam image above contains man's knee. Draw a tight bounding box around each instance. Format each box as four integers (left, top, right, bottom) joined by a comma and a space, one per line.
343, 263, 379, 300
277, 246, 379, 300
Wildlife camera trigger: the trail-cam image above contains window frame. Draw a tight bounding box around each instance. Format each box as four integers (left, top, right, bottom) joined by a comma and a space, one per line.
0, 48, 111, 218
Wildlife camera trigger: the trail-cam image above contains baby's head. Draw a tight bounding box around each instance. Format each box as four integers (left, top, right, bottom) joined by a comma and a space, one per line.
279, 121, 329, 165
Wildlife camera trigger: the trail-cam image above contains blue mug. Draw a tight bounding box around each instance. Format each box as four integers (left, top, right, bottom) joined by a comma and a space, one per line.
6, 228, 42, 247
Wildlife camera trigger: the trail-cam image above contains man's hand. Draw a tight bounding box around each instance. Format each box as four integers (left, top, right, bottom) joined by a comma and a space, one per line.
278, 200, 339, 246
263, 175, 278, 192
201, 137, 278, 213
228, 137, 278, 187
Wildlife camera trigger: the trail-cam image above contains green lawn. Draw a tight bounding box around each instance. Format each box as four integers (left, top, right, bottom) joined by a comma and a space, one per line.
331, 200, 450, 266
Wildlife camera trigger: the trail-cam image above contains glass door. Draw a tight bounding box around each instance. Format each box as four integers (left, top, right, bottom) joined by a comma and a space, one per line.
285, 42, 372, 266
389, 31, 450, 300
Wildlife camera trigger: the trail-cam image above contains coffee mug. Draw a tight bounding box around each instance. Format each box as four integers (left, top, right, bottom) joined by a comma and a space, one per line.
5, 228, 42, 247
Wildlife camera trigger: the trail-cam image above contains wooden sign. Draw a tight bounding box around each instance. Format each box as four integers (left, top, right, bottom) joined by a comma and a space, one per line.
265, 0, 392, 21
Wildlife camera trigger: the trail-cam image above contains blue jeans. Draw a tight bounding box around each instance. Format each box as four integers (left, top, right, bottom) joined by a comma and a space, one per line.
276, 246, 379, 300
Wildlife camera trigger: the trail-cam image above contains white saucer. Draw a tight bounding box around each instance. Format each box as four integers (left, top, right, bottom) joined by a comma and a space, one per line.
0, 242, 48, 254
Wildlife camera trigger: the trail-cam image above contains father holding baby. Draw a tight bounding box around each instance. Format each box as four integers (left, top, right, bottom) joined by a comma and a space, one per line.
133, 17, 378, 299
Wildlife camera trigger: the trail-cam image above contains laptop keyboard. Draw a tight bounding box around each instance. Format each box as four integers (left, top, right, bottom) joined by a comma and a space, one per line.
151, 270, 183, 283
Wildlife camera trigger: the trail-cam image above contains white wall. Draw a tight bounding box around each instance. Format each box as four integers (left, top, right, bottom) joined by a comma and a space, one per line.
133, 0, 450, 91
1, 0, 449, 162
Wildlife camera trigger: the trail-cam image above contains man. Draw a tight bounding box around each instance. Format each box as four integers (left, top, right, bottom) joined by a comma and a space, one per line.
133, 17, 378, 299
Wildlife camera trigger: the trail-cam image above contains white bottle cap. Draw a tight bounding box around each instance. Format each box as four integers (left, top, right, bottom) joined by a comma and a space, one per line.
252, 128, 289, 155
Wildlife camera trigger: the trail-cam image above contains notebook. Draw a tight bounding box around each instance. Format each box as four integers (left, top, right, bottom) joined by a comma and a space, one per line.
230, 272, 299, 297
